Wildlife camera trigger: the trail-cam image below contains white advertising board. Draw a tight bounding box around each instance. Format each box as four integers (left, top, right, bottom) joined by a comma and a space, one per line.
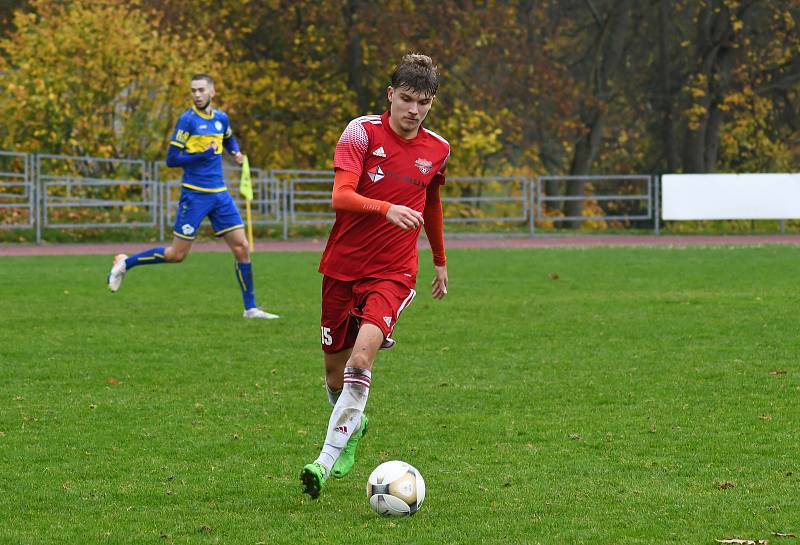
662, 173, 800, 220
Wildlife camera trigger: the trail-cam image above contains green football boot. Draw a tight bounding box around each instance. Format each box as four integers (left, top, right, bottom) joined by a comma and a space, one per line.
331, 414, 369, 479
299, 462, 327, 499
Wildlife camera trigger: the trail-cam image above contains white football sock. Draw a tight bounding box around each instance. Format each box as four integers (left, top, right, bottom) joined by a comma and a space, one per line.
315, 367, 371, 474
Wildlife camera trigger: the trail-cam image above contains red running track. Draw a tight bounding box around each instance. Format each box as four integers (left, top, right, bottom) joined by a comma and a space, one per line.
2, 234, 800, 257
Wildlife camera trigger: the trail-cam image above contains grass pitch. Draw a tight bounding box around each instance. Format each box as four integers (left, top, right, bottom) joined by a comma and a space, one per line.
0, 245, 798, 544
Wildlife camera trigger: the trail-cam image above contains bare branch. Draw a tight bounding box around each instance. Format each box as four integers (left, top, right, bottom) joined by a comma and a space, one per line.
583, 0, 603, 27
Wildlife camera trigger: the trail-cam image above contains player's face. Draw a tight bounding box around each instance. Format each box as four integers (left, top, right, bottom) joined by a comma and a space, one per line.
387, 86, 434, 139
190, 79, 215, 112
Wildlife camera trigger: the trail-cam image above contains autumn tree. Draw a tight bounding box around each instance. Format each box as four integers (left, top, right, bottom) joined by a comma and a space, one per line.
2, 0, 800, 188
642, 0, 800, 174
0, 0, 222, 160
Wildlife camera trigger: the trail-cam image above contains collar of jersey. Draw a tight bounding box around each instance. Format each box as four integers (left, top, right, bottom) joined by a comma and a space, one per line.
382, 111, 426, 144
192, 105, 215, 120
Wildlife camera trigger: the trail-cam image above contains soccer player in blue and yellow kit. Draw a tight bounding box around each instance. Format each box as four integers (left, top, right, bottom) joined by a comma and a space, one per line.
107, 74, 278, 319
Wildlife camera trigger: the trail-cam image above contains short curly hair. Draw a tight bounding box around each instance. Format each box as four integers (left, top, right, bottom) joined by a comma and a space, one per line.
390, 54, 439, 97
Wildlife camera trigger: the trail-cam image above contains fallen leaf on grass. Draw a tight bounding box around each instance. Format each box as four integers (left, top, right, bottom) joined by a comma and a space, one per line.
716, 539, 769, 544
759, 414, 773, 421
106, 377, 121, 385
771, 533, 797, 538
548, 272, 560, 280
769, 370, 787, 376
716, 481, 735, 490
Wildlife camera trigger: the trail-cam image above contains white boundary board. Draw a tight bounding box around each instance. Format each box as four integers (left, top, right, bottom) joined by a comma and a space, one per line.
662, 173, 800, 220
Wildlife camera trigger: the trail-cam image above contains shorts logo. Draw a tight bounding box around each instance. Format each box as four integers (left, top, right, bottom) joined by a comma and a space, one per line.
415, 158, 433, 175
214, 121, 223, 131
367, 165, 385, 183
372, 146, 386, 158
383, 316, 392, 327
181, 224, 195, 236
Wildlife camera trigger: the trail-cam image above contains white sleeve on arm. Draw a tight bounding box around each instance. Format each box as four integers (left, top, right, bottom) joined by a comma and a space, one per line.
333, 119, 369, 177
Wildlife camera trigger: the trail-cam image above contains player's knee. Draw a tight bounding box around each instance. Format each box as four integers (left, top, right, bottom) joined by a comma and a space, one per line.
166, 248, 189, 262
235, 239, 250, 257
346, 351, 373, 370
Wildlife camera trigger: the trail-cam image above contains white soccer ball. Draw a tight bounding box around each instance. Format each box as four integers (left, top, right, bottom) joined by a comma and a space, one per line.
366, 460, 426, 517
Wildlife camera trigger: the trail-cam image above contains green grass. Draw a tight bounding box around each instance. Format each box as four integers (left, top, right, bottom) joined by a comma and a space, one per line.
0, 246, 798, 544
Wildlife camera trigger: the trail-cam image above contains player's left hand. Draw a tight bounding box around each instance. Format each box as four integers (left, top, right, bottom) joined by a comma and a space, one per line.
432, 265, 448, 299
232, 151, 245, 165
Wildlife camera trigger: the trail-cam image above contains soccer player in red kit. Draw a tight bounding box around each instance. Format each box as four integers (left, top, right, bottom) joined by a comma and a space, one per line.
300, 54, 450, 498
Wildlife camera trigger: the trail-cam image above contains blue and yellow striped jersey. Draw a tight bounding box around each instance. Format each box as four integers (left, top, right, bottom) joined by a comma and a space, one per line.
169, 106, 240, 191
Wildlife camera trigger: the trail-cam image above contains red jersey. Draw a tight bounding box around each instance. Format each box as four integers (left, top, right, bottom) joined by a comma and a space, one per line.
319, 111, 450, 288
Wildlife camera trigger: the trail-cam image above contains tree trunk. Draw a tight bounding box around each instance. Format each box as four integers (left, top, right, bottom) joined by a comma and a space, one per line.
564, 0, 631, 227
344, 0, 369, 114
658, 0, 679, 173
680, 0, 739, 173
565, 109, 607, 223
704, 101, 723, 171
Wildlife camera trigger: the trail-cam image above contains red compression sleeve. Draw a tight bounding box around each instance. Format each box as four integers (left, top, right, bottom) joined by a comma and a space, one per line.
331, 168, 391, 216
423, 181, 447, 266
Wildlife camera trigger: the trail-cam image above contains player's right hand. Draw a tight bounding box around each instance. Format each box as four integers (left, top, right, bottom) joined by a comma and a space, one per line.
386, 205, 424, 230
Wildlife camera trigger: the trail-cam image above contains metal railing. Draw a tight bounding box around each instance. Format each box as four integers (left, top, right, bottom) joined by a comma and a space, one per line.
444, 176, 532, 233
270, 169, 336, 240
0, 151, 34, 231
36, 154, 154, 242
537, 175, 654, 227
0, 152, 670, 243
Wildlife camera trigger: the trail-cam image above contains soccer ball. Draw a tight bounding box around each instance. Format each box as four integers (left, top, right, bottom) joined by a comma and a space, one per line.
366, 460, 426, 517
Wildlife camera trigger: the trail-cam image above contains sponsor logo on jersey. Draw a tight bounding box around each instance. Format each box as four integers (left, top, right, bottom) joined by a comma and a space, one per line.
383, 316, 392, 327
199, 124, 207, 129
372, 146, 386, 158
214, 121, 223, 131
181, 224, 195, 236
415, 158, 433, 174
367, 165, 385, 183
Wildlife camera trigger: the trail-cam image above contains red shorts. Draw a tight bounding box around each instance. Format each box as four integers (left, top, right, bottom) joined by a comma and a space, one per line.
320, 276, 417, 353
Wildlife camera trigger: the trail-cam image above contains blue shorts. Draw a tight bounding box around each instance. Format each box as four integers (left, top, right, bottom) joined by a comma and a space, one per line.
173, 189, 244, 240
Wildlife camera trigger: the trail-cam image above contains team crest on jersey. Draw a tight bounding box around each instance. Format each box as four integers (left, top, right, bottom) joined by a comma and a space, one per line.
214, 121, 223, 131
367, 165, 385, 183
181, 224, 195, 236
372, 146, 386, 158
415, 158, 433, 174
